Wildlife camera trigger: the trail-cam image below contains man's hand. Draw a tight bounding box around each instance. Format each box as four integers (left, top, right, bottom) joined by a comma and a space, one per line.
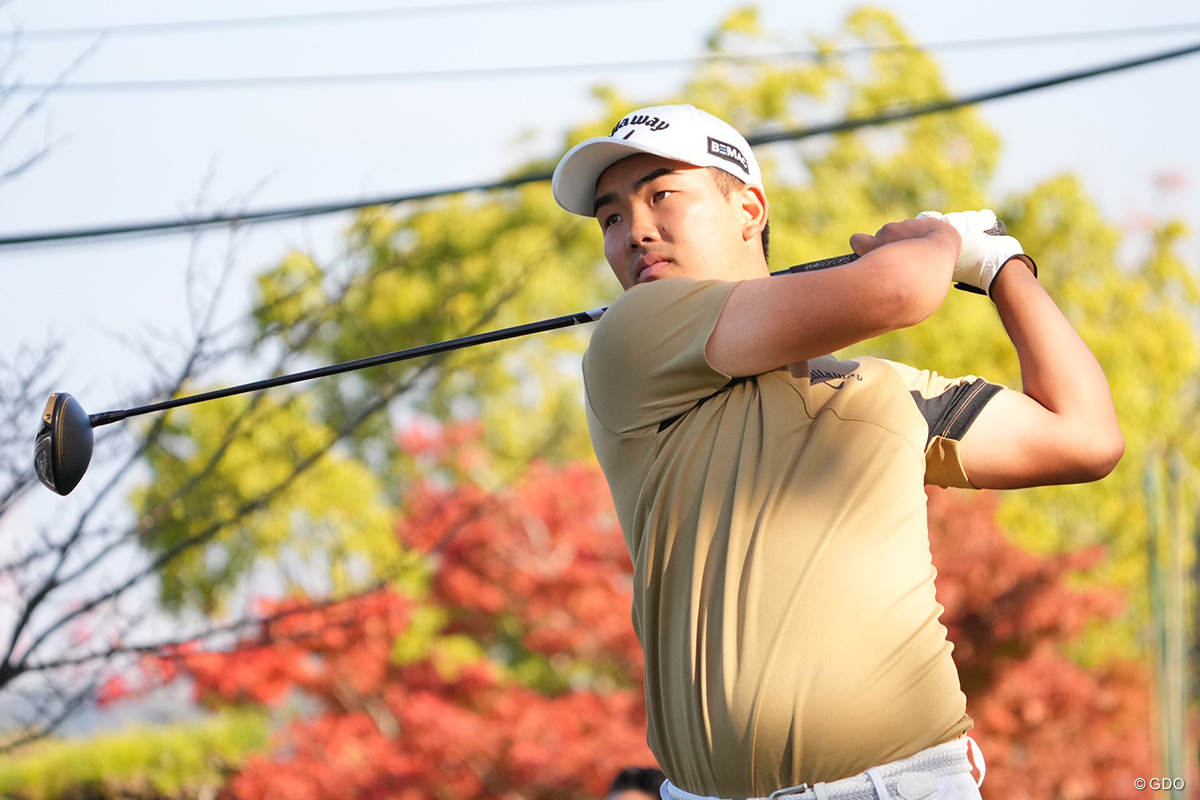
916, 209, 1036, 296
848, 215, 956, 257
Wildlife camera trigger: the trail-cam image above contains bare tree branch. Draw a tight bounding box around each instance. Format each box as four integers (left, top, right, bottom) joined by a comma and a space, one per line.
0, 74, 544, 744
5, 263, 527, 675
0, 37, 99, 180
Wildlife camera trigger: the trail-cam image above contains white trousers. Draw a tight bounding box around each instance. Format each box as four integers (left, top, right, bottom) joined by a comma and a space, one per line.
659, 737, 985, 800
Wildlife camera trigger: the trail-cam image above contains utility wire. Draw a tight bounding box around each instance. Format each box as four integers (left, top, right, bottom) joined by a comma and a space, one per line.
7, 23, 1200, 94
0, 0, 637, 39
2, 40, 1197, 251
2, 7, 1196, 45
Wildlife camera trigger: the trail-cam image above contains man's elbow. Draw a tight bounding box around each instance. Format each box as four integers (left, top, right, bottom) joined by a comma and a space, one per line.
1074, 429, 1126, 482
854, 241, 953, 331
886, 277, 948, 329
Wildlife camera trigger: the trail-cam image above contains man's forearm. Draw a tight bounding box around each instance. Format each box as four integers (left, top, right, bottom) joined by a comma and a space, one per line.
990, 261, 1124, 476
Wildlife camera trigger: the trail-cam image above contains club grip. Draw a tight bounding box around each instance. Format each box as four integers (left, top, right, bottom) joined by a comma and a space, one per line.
776, 220, 1007, 282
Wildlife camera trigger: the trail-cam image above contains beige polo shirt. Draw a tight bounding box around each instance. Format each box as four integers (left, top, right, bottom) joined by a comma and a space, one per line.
583, 278, 999, 797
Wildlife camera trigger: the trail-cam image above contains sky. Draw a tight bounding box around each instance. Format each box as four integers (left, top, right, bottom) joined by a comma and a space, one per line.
1, 0, 1198, 507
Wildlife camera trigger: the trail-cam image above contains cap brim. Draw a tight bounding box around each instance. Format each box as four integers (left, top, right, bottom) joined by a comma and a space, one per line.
552, 136, 705, 217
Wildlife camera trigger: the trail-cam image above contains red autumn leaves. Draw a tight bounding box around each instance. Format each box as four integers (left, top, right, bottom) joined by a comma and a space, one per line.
115, 433, 1153, 799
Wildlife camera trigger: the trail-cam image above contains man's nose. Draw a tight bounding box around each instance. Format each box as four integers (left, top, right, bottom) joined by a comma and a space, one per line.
627, 206, 659, 248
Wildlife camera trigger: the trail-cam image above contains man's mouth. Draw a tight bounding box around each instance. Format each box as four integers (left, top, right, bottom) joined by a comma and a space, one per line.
634, 255, 671, 284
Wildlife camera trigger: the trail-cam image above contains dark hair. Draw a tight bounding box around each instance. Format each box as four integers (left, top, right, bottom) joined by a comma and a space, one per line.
707, 167, 770, 262
608, 766, 667, 796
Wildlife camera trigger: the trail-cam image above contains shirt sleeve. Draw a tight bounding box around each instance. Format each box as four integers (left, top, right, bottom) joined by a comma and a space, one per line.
877, 358, 1006, 489
582, 278, 738, 437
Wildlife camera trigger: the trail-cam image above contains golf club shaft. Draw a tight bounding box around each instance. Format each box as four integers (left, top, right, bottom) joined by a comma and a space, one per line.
89, 251, 862, 428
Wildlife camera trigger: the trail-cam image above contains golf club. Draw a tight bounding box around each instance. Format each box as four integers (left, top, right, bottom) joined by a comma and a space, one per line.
35, 223, 1005, 497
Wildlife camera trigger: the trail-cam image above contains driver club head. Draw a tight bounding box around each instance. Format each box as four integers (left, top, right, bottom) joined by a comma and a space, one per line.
34, 392, 94, 496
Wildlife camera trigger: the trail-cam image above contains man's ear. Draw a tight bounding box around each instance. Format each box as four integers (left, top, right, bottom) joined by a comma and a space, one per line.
739, 184, 769, 242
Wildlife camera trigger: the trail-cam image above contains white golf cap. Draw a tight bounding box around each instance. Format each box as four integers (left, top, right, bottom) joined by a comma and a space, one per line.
552, 104, 764, 217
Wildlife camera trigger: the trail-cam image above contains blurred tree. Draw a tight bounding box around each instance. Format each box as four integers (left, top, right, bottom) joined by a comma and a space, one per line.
114, 434, 1155, 799
928, 489, 1155, 799
0, 243, 289, 754
870, 178, 1199, 658
119, 8, 1196, 789
0, 709, 269, 800
134, 188, 608, 613
135, 427, 652, 800
671, 6, 1200, 659
137, 6, 1200, 648
6, 1, 1194, 782
0, 38, 264, 754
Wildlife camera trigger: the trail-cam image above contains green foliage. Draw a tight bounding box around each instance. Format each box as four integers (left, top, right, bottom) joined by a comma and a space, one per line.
866, 174, 1200, 655
253, 187, 605, 482
625, 4, 1198, 657
997, 180, 1198, 565
705, 5, 763, 51
146, 445, 1155, 798
132, 4, 1199, 667
137, 163, 608, 613
0, 709, 269, 800
132, 392, 399, 614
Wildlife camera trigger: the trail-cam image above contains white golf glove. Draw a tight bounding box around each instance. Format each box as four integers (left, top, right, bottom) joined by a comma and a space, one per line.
916, 209, 1037, 296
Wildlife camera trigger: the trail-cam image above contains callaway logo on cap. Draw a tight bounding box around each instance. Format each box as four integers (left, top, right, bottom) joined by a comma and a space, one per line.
552, 104, 764, 217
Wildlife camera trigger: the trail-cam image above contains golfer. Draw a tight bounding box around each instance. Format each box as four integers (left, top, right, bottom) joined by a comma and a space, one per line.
552, 104, 1123, 800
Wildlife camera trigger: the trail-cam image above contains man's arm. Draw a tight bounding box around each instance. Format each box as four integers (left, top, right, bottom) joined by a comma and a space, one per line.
959, 263, 1124, 488
706, 217, 959, 377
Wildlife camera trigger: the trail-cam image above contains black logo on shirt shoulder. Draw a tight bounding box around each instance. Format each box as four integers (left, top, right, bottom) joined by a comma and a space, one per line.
809, 367, 863, 390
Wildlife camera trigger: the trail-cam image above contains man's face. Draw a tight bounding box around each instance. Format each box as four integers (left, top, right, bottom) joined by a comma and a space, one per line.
592, 153, 763, 291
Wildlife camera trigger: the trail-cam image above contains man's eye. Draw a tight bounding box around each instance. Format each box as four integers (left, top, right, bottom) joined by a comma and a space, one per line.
653, 190, 673, 202
603, 213, 621, 230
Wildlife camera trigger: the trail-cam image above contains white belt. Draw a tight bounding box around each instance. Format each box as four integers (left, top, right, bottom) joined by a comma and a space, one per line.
659, 737, 984, 800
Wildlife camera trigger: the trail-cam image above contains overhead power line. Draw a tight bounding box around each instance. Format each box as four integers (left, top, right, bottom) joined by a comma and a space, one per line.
2, 40, 1198, 251
0, 0, 636, 40
7, 23, 1200, 95
3, 7, 1197, 46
